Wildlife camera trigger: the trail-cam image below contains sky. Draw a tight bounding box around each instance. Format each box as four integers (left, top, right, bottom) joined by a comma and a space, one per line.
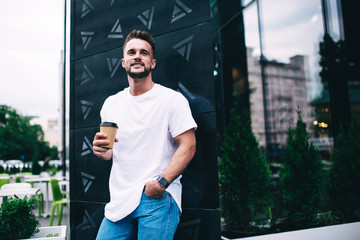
244, 0, 324, 63
243, 0, 326, 100
0, 0, 65, 119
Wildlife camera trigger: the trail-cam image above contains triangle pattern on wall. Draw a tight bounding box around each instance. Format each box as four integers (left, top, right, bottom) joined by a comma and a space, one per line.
173, 35, 194, 61
81, 32, 95, 50
177, 82, 196, 100
108, 19, 123, 39
137, 6, 155, 30
171, 0, 192, 23
81, 171, 96, 194
81, 210, 96, 231
107, 58, 122, 78
81, 0, 95, 18
81, 136, 93, 157
80, 65, 94, 86
80, 100, 94, 120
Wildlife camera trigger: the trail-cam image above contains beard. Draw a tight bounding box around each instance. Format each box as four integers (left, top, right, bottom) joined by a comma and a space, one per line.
125, 63, 151, 80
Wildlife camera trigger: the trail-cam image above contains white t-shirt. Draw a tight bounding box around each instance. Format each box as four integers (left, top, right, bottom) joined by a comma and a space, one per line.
100, 84, 197, 222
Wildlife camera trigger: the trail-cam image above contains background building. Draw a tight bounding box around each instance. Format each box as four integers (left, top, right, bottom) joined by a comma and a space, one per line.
248, 49, 311, 153
30, 115, 61, 149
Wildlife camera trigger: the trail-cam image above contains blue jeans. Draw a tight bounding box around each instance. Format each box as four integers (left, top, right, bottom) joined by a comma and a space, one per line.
96, 191, 181, 240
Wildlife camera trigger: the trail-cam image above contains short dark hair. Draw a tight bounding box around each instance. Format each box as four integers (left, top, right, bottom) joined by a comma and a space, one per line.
123, 30, 156, 57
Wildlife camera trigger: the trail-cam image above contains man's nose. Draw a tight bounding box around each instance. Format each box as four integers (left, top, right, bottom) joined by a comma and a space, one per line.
134, 51, 141, 58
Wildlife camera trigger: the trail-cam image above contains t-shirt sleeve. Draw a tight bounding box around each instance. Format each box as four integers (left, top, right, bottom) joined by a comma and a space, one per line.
168, 93, 197, 138
100, 98, 110, 122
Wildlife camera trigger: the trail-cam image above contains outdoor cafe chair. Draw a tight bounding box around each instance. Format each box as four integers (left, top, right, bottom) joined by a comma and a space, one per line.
49, 178, 69, 226
0, 173, 9, 188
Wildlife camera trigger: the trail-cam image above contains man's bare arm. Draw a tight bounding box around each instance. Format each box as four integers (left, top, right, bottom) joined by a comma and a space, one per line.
160, 129, 196, 183
144, 128, 196, 198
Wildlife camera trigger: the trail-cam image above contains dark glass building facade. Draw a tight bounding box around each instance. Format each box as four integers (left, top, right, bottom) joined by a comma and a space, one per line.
69, 0, 360, 239
212, 0, 360, 237
213, 0, 359, 158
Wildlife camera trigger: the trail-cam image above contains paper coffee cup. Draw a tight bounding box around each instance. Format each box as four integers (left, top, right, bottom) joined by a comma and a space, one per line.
100, 122, 118, 149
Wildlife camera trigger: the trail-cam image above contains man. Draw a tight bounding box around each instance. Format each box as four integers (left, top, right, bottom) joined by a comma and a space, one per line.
92, 30, 197, 240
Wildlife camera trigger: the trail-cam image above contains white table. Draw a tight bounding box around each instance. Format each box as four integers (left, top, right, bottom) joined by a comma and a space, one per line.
24, 176, 68, 217
0, 187, 40, 198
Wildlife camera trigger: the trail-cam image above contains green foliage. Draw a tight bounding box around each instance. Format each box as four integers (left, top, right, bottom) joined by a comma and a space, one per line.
32, 149, 41, 175
319, 34, 346, 88
47, 233, 60, 237
0, 105, 58, 161
280, 111, 324, 228
0, 196, 39, 240
44, 167, 59, 176
328, 120, 360, 222
219, 110, 273, 230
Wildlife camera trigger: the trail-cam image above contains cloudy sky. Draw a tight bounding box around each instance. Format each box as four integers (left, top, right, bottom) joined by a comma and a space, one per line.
243, 0, 329, 100
244, 0, 325, 63
0, 0, 65, 118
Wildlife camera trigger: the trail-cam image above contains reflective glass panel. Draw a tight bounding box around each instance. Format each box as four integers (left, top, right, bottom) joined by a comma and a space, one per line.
245, 0, 332, 160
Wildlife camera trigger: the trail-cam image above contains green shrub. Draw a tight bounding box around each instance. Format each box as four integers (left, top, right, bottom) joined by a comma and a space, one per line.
328, 120, 360, 222
280, 111, 324, 228
219, 110, 273, 230
0, 196, 39, 240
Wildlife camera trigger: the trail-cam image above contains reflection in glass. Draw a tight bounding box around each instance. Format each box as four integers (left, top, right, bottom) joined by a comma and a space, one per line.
241, 0, 255, 8
245, 0, 332, 161
217, 0, 359, 236
322, 0, 343, 41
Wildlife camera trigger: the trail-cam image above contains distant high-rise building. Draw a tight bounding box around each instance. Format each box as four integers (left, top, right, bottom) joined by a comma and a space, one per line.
247, 48, 311, 150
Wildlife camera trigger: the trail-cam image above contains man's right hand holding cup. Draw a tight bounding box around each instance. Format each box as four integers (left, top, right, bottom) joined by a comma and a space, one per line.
93, 132, 119, 160
93, 122, 119, 160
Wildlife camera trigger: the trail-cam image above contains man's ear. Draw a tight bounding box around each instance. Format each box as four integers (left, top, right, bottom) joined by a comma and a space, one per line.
121, 58, 125, 68
151, 59, 156, 69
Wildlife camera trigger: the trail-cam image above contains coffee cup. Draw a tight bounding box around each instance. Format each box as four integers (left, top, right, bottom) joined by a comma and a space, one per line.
100, 122, 118, 149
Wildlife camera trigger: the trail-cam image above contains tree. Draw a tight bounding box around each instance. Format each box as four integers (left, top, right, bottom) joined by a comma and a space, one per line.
280, 110, 324, 228
328, 120, 360, 222
219, 109, 273, 230
0, 105, 58, 162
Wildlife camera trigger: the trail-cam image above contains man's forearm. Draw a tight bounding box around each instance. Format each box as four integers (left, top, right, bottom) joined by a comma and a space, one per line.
161, 129, 196, 184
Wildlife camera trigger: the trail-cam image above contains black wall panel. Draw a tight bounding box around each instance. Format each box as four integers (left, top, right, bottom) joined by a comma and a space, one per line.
175, 208, 221, 240
70, 203, 220, 240
182, 112, 219, 209
71, 127, 112, 203
70, 201, 106, 240
70, 0, 219, 239
71, 22, 214, 129
73, 0, 210, 60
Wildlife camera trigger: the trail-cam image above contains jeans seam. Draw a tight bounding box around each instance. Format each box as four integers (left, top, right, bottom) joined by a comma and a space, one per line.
164, 196, 173, 240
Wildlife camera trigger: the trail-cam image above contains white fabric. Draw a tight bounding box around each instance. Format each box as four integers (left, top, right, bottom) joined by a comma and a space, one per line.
100, 84, 197, 222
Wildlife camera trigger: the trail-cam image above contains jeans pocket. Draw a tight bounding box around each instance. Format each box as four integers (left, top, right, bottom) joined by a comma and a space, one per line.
143, 190, 169, 199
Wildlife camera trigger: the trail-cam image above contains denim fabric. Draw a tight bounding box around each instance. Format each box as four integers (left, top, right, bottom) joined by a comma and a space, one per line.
96, 191, 180, 240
